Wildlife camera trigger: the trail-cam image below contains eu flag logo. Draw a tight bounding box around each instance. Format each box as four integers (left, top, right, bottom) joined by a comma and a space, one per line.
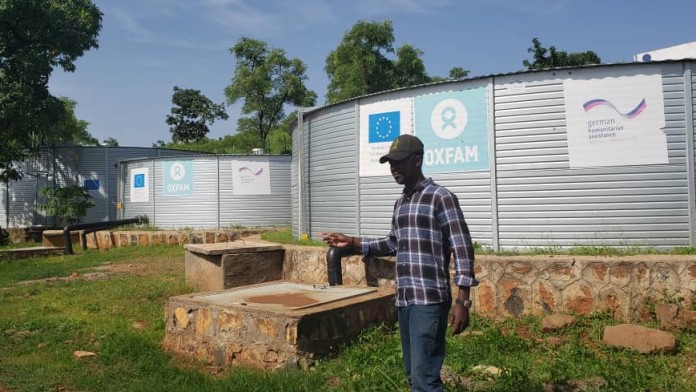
134, 174, 145, 188
369, 111, 400, 143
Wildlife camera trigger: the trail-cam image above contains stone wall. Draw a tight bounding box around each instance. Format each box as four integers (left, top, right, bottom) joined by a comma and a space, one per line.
282, 247, 696, 321
163, 289, 396, 370
42, 229, 267, 249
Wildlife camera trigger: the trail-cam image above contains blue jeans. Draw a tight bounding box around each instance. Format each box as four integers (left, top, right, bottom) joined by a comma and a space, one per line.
397, 302, 450, 392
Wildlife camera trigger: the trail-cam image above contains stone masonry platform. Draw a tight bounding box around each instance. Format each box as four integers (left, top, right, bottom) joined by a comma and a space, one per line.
169, 239, 694, 369
163, 282, 395, 370
277, 247, 696, 321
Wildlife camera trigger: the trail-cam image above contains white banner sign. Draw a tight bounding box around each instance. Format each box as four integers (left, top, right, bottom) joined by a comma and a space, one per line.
130, 168, 149, 202
564, 72, 667, 168
359, 98, 413, 177
232, 160, 271, 195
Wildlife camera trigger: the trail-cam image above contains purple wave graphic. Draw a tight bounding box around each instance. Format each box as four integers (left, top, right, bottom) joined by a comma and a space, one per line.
239, 167, 264, 176
582, 98, 647, 119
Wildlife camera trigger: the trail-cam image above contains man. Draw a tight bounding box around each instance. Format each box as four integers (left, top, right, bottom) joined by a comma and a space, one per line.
322, 134, 478, 392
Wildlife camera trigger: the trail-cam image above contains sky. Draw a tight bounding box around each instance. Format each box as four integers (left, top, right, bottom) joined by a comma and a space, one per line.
49, 0, 696, 147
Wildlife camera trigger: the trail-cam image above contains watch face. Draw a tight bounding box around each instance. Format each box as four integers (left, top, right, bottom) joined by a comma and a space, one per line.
456, 299, 472, 308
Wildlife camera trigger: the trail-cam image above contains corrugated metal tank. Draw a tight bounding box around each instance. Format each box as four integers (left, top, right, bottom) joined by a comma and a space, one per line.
293, 60, 696, 250
1, 145, 198, 228
119, 155, 291, 229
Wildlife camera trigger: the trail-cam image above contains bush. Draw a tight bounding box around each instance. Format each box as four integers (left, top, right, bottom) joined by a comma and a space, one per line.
39, 186, 95, 226
0, 226, 8, 246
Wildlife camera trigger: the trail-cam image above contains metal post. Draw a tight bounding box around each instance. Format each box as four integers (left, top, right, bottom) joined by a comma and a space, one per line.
683, 63, 696, 247
488, 76, 500, 251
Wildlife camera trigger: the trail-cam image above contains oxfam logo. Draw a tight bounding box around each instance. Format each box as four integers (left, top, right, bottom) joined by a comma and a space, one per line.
169, 162, 186, 181
430, 99, 468, 140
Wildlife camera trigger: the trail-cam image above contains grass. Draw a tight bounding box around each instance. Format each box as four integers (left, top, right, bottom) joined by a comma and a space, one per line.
1, 245, 695, 391
0, 241, 43, 250
261, 228, 328, 247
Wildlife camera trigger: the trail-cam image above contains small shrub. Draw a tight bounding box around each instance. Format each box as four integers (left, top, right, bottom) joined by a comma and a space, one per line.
39, 186, 95, 226
0, 226, 8, 246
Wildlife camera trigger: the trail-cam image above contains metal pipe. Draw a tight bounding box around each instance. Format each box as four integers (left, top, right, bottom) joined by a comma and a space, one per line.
64, 215, 148, 254
326, 246, 354, 286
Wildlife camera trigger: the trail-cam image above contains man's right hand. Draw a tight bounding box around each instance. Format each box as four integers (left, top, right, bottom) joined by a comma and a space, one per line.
320, 232, 352, 247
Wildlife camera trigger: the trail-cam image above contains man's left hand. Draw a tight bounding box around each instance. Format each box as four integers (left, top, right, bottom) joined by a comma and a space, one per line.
449, 304, 470, 335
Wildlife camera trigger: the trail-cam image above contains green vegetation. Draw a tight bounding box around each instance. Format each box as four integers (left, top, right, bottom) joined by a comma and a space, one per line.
324, 20, 469, 104
225, 37, 316, 151
1, 246, 694, 391
0, 227, 8, 246
39, 185, 95, 226
523, 37, 601, 70
261, 228, 328, 247
166, 86, 229, 144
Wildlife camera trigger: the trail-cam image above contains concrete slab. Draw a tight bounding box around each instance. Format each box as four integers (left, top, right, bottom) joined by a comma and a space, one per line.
184, 240, 282, 255
195, 282, 377, 311
185, 240, 285, 291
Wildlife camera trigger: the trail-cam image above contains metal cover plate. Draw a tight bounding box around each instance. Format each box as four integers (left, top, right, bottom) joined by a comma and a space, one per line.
196, 282, 377, 310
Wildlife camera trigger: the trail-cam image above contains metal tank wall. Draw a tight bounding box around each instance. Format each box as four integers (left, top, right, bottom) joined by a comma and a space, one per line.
493, 63, 691, 248
1, 146, 198, 228
690, 62, 696, 246
293, 60, 696, 250
120, 155, 291, 229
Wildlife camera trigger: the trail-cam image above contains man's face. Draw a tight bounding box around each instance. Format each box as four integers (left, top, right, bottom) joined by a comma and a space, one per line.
388, 153, 421, 185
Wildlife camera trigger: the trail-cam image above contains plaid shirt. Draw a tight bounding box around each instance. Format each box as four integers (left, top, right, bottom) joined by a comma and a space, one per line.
361, 178, 478, 307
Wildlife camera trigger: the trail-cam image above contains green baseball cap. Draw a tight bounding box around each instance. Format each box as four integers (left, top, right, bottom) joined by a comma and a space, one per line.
379, 135, 424, 163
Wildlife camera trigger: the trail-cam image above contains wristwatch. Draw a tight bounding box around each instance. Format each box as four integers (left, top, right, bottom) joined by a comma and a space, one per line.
455, 299, 472, 309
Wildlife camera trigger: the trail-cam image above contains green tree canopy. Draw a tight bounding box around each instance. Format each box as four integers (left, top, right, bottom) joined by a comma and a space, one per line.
448, 67, 470, 80
39, 185, 95, 226
325, 20, 398, 103
523, 38, 601, 70
102, 137, 118, 147
325, 20, 469, 103
225, 37, 316, 150
166, 86, 228, 144
0, 0, 102, 182
51, 97, 99, 146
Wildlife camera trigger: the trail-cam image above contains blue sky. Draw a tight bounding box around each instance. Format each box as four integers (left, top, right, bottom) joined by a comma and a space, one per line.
49, 0, 696, 147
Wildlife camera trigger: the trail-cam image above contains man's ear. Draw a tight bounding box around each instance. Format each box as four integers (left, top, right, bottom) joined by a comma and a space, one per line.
413, 153, 423, 167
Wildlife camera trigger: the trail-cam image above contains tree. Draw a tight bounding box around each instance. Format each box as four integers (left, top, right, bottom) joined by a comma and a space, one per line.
428, 67, 471, 83
166, 86, 228, 144
0, 0, 102, 182
523, 38, 601, 70
393, 44, 429, 87
39, 185, 95, 226
448, 67, 470, 80
102, 137, 119, 147
225, 37, 316, 149
324, 20, 461, 103
325, 20, 397, 103
51, 97, 99, 146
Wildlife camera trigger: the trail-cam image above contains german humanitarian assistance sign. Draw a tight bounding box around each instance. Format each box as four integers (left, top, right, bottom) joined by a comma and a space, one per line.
359, 98, 413, 177
232, 160, 271, 195
563, 71, 667, 168
130, 167, 149, 202
414, 87, 489, 174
